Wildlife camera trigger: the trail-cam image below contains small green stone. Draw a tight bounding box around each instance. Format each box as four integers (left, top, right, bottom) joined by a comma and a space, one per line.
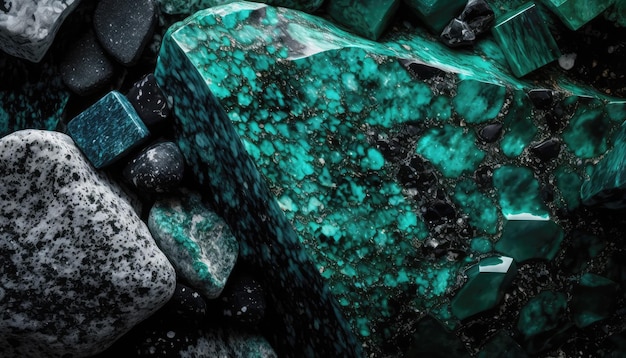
404, 0, 467, 33
471, 237, 493, 254
572, 273, 619, 328
562, 98, 612, 159
500, 90, 536, 158
451, 256, 517, 320
492, 3, 560, 77
517, 291, 567, 338
326, 0, 400, 40
541, 0, 615, 30
492, 166, 549, 219
495, 219, 564, 262
454, 180, 499, 234
453, 80, 506, 124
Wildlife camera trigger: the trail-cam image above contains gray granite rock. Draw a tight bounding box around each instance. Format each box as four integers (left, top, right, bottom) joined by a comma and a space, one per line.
0, 0, 82, 62
0, 129, 176, 357
148, 190, 238, 299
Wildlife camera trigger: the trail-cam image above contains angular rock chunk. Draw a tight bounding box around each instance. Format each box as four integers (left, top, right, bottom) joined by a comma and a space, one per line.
0, 129, 176, 357
0, 0, 82, 62
126, 74, 171, 127
495, 219, 564, 262
93, 0, 157, 66
148, 191, 239, 299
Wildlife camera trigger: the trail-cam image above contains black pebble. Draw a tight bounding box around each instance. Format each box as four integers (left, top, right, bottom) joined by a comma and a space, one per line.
458, 0, 495, 36
93, 0, 157, 66
479, 123, 503, 143
60, 31, 116, 96
528, 89, 554, 110
123, 141, 184, 193
530, 139, 561, 161
422, 201, 456, 224
441, 19, 476, 48
219, 273, 266, 325
126, 74, 171, 127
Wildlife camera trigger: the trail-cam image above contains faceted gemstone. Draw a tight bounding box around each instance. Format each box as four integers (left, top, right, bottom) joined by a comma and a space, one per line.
477, 331, 528, 358
541, 0, 615, 30
326, 0, 400, 40
126, 74, 171, 127
530, 138, 560, 161
571, 273, 619, 328
492, 166, 549, 219
459, 0, 495, 36
491, 3, 561, 77
416, 124, 485, 178
406, 315, 471, 357
517, 291, 568, 338
453, 80, 505, 124
404, 0, 467, 33
67, 91, 150, 168
94, 0, 157, 66
581, 121, 626, 208
123, 141, 184, 193
148, 191, 239, 299
451, 256, 517, 320
60, 31, 117, 96
440, 19, 476, 47
495, 219, 564, 262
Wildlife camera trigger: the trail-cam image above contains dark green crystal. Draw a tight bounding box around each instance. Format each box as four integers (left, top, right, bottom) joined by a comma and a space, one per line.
541, 0, 614, 30
495, 219, 564, 262
326, 0, 399, 40
404, 0, 467, 33
493, 166, 549, 219
571, 273, 618, 328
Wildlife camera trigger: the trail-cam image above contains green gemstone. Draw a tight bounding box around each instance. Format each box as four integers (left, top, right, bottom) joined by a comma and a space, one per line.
554, 166, 582, 210
517, 291, 567, 338
326, 0, 400, 40
492, 166, 549, 219
495, 219, 564, 262
562, 97, 612, 159
541, 0, 615, 30
453, 80, 506, 124
572, 273, 619, 328
500, 90, 536, 158
471, 237, 494, 253
606, 99, 626, 122
451, 256, 517, 320
416, 125, 485, 178
454, 180, 499, 234
492, 2, 560, 77
581, 122, 626, 208
404, 0, 467, 33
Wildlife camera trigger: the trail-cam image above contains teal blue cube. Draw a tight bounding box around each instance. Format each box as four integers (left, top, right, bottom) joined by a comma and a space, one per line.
492, 2, 561, 77
67, 91, 150, 168
541, 0, 614, 30
404, 0, 467, 33
327, 0, 400, 40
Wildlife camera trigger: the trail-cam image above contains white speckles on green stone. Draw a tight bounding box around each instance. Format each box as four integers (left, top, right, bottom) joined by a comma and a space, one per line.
454, 180, 499, 234
417, 124, 485, 178
493, 166, 549, 219
453, 80, 506, 124
148, 191, 239, 299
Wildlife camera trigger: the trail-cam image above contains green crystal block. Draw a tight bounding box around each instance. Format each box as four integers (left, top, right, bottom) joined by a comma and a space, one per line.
517, 291, 567, 338
493, 166, 549, 219
451, 256, 517, 320
454, 179, 498, 234
541, 0, 614, 30
148, 191, 239, 299
404, 0, 467, 33
492, 3, 560, 77
563, 97, 613, 159
571, 273, 618, 328
500, 90, 536, 158
581, 121, 626, 208
605, 0, 626, 27
406, 315, 471, 357
327, 0, 400, 40
495, 219, 564, 262
67, 91, 150, 168
416, 125, 485, 178
478, 331, 528, 358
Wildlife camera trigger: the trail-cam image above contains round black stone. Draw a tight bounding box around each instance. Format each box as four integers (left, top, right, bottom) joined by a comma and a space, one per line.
123, 141, 184, 193
474, 166, 493, 187
530, 139, 561, 161
528, 89, 554, 110
478, 123, 503, 143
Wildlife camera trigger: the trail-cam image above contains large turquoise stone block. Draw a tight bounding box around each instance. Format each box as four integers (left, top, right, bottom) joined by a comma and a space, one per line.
67, 91, 150, 168
327, 0, 400, 40
404, 0, 467, 33
492, 3, 560, 77
451, 256, 517, 320
541, 0, 615, 30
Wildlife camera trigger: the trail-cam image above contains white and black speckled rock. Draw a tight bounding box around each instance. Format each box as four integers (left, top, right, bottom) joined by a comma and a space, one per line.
0, 130, 176, 357
123, 141, 184, 193
60, 31, 117, 96
126, 74, 171, 127
93, 0, 157, 66
220, 273, 266, 325
0, 0, 82, 62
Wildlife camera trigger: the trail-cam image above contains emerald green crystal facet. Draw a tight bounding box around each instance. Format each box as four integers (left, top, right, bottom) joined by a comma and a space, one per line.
416, 125, 485, 178
572, 273, 618, 328
404, 0, 467, 33
581, 121, 626, 208
493, 166, 549, 219
451, 256, 517, 320
326, 0, 400, 40
492, 2, 560, 77
541, 0, 614, 30
495, 219, 564, 262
